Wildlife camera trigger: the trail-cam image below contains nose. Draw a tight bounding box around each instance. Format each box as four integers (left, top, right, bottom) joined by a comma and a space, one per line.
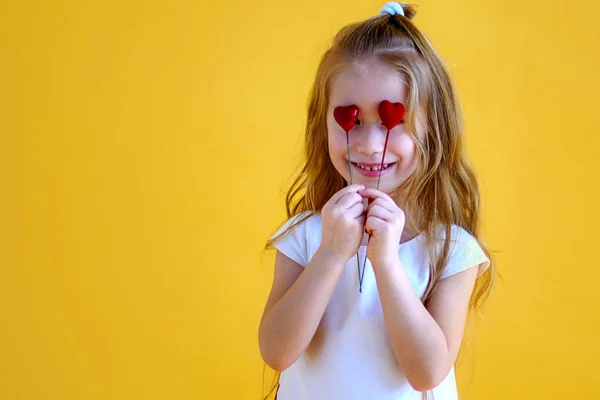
354, 125, 387, 155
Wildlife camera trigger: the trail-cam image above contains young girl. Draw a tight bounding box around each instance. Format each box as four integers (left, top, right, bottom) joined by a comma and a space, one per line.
259, 2, 495, 399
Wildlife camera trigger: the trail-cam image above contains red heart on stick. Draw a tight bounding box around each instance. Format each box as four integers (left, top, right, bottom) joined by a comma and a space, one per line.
333, 105, 359, 132
378, 100, 405, 130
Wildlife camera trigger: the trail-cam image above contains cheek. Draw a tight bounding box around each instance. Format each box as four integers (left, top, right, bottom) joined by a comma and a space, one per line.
393, 134, 418, 161
328, 128, 347, 154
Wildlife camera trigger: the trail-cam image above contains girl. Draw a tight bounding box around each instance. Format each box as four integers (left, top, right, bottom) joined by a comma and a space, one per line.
259, 2, 495, 399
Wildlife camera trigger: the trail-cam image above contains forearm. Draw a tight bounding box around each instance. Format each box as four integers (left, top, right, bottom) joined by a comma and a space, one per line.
373, 257, 450, 391
259, 248, 346, 371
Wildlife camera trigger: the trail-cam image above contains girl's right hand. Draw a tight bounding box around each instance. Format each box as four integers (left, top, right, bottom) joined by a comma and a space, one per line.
319, 184, 366, 262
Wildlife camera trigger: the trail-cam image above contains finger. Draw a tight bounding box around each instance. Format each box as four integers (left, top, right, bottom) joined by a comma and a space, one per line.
366, 197, 395, 214
359, 188, 396, 205
330, 184, 365, 205
346, 201, 365, 219
364, 195, 395, 213
337, 192, 363, 211
365, 215, 387, 235
367, 204, 393, 221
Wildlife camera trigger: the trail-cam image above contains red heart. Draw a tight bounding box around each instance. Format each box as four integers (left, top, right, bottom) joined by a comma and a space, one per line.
378, 100, 405, 130
333, 105, 359, 132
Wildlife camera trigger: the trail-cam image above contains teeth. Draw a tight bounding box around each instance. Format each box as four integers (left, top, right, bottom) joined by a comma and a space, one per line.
356, 163, 390, 171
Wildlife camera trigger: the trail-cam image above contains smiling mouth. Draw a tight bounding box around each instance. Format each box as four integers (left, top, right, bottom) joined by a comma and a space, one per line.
352, 162, 396, 171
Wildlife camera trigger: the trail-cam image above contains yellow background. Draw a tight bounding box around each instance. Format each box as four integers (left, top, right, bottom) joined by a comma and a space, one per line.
1, 0, 598, 399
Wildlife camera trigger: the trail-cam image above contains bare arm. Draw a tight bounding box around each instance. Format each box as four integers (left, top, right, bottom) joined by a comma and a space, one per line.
259, 184, 366, 371
373, 258, 479, 391
258, 248, 347, 371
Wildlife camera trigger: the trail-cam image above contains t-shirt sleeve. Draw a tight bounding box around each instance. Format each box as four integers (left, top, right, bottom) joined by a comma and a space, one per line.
440, 226, 491, 279
269, 212, 310, 267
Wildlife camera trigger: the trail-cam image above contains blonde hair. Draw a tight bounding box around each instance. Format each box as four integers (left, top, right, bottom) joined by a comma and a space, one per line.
263, 3, 496, 398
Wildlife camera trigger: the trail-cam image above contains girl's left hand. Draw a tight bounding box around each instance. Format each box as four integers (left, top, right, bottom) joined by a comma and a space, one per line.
359, 188, 405, 268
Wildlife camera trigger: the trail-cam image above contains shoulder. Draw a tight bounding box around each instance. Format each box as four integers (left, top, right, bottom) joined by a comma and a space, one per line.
433, 224, 491, 279
269, 211, 322, 267
270, 211, 321, 239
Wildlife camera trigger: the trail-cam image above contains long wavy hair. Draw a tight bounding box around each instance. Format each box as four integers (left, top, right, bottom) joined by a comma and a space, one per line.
262, 3, 496, 399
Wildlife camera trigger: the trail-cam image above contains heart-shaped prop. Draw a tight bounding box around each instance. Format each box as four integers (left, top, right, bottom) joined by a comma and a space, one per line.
334, 104, 363, 293
356, 100, 405, 293
378, 100, 405, 130
334, 105, 359, 132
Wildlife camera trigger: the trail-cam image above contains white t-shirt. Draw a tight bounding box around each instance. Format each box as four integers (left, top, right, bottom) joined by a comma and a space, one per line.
269, 211, 491, 400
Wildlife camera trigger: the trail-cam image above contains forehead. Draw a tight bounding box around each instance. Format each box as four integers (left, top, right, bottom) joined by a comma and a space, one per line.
329, 60, 408, 111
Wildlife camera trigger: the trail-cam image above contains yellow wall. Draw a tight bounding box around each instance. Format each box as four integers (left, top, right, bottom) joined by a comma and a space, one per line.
1, 0, 598, 399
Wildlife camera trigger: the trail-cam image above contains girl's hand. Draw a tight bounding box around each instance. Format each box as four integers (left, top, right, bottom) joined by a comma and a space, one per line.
359, 188, 405, 268
319, 184, 366, 262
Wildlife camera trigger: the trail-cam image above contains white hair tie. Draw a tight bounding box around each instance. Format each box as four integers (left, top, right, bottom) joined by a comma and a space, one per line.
380, 2, 405, 17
